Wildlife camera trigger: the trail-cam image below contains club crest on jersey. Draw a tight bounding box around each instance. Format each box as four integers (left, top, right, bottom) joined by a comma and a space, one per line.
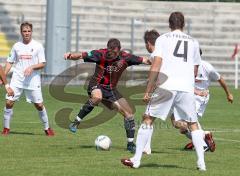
106, 61, 124, 73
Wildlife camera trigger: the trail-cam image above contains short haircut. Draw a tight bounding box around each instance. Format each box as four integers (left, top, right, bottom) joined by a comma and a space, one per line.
107, 38, 121, 51
144, 29, 160, 45
169, 12, 185, 30
20, 21, 33, 31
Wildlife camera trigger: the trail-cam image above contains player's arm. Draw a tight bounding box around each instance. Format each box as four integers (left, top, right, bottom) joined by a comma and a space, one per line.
5, 62, 13, 75
218, 76, 233, 103
143, 56, 162, 103
141, 56, 152, 65
0, 65, 14, 96
64, 52, 86, 60
24, 62, 45, 76
0, 65, 9, 85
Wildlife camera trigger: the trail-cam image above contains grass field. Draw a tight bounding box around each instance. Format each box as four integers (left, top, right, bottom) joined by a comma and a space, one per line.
0, 86, 239, 176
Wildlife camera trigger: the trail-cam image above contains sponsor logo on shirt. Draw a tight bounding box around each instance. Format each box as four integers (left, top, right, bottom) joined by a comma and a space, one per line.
20, 55, 32, 60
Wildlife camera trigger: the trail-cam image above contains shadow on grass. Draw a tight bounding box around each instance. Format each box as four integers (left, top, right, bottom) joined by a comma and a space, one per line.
9, 131, 35, 135
141, 163, 185, 169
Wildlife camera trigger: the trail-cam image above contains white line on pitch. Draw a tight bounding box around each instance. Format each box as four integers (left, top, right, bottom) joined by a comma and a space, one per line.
215, 137, 240, 143
207, 129, 240, 133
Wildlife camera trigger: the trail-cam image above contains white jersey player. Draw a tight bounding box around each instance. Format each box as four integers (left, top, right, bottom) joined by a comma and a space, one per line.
195, 59, 233, 117
2, 22, 54, 136
183, 57, 233, 151
121, 12, 207, 171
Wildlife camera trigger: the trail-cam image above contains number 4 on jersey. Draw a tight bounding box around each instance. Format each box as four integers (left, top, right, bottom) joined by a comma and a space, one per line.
173, 40, 188, 62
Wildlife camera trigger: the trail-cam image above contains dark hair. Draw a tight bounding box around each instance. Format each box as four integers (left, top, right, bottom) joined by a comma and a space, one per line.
169, 12, 185, 30
144, 29, 160, 45
107, 38, 121, 51
20, 21, 33, 31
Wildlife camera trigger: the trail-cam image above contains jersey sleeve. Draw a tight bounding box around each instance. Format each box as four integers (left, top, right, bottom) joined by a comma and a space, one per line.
193, 40, 201, 66
37, 44, 46, 63
205, 62, 221, 81
7, 46, 17, 63
83, 50, 101, 63
152, 36, 163, 58
121, 51, 143, 66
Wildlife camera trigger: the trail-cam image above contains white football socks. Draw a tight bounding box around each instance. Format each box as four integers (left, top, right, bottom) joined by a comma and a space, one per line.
38, 108, 49, 130
3, 107, 13, 129
131, 123, 152, 164
143, 125, 153, 154
191, 130, 206, 168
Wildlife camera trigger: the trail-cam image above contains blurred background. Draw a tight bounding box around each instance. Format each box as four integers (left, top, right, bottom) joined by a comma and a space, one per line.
0, 0, 239, 86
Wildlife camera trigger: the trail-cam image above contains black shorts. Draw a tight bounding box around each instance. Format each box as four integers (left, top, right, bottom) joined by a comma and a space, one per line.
87, 81, 123, 110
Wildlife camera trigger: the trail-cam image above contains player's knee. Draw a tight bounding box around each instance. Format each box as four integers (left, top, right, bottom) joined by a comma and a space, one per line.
173, 120, 187, 130
179, 128, 188, 134
34, 103, 44, 111
91, 95, 102, 104
123, 111, 133, 118
6, 100, 14, 109
142, 114, 154, 125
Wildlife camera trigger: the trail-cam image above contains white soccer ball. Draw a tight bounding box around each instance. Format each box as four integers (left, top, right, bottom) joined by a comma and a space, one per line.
95, 135, 112, 151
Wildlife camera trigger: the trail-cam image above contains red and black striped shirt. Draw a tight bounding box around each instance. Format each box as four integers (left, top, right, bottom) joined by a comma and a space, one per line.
82, 48, 143, 89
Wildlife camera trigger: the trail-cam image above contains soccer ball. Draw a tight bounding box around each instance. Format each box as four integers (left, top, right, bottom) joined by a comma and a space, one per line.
95, 135, 112, 151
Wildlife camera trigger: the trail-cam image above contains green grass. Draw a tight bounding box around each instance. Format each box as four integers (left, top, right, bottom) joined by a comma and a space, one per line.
0, 86, 239, 176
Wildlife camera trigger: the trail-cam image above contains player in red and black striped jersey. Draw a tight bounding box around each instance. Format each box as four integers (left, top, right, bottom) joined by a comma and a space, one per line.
64, 38, 151, 153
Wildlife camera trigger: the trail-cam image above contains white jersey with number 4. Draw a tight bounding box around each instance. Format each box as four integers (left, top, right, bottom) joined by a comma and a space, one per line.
7, 39, 45, 90
152, 29, 201, 93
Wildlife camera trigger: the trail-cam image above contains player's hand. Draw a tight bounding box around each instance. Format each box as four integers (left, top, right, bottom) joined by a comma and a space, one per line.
195, 89, 208, 97
64, 52, 71, 60
201, 90, 209, 97
6, 87, 14, 97
24, 66, 33, 76
142, 56, 152, 65
227, 93, 233, 103
0, 79, 3, 85
5, 84, 14, 97
143, 92, 151, 103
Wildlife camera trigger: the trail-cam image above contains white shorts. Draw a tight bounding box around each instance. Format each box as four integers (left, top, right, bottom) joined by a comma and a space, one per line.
145, 90, 197, 122
195, 94, 210, 118
6, 86, 43, 103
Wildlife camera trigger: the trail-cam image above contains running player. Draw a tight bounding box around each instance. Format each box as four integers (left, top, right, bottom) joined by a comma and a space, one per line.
121, 12, 207, 171
2, 22, 54, 136
64, 38, 151, 153
183, 50, 233, 151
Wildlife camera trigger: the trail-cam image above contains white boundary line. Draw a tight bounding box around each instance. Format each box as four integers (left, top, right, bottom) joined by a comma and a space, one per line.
206, 129, 240, 133
214, 137, 240, 143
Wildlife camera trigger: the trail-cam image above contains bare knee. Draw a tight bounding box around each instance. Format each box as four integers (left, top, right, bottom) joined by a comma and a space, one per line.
6, 100, 14, 109
34, 103, 44, 111
172, 120, 188, 130
91, 95, 102, 104
142, 114, 154, 125
188, 122, 199, 131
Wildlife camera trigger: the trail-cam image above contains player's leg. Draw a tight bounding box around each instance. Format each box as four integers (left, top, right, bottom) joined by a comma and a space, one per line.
2, 86, 22, 135
26, 89, 54, 136
174, 92, 206, 171
112, 97, 136, 153
189, 122, 206, 171
69, 88, 102, 133
121, 115, 154, 168
33, 102, 54, 136
121, 90, 175, 168
196, 94, 215, 152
